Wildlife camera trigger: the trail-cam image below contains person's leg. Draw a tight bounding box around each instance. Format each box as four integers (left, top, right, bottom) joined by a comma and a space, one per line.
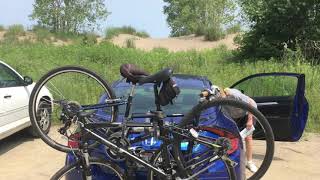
245, 135, 258, 173
245, 135, 253, 161
236, 116, 257, 172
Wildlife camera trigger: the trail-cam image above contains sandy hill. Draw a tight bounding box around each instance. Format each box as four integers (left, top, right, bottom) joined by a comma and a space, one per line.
111, 33, 238, 52
0, 30, 72, 46
0, 30, 238, 51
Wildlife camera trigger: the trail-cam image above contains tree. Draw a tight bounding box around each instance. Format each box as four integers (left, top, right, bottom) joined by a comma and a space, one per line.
238, 0, 320, 60
163, 0, 236, 37
30, 0, 108, 33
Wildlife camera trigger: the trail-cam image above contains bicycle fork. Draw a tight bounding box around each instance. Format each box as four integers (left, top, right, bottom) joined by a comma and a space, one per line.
81, 142, 92, 180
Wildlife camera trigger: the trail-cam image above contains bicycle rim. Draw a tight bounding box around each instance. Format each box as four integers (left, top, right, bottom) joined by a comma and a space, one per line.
29, 66, 117, 153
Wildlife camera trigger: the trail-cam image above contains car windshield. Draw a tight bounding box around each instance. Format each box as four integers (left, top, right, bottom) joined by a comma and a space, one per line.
114, 84, 201, 115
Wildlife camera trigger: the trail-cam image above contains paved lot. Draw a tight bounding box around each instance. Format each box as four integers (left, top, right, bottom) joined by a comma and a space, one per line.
0, 130, 319, 180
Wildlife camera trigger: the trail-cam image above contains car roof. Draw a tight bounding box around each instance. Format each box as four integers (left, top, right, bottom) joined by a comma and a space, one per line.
112, 74, 212, 88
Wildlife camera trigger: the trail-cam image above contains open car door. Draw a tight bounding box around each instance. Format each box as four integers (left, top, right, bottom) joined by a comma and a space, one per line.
230, 73, 308, 141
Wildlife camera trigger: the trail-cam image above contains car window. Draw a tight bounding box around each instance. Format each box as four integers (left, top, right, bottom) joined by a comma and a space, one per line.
232, 76, 298, 97
115, 85, 201, 115
0, 63, 23, 88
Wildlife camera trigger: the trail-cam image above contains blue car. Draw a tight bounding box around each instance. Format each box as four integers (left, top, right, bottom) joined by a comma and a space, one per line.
65, 74, 245, 179
65, 73, 308, 179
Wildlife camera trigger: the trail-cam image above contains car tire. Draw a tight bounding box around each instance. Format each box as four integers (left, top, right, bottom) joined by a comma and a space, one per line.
28, 100, 52, 137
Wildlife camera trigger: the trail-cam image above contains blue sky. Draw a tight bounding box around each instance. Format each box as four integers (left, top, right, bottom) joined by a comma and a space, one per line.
0, 0, 170, 37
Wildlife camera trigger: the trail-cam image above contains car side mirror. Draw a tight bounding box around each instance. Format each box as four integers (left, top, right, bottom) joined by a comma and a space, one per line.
23, 76, 33, 86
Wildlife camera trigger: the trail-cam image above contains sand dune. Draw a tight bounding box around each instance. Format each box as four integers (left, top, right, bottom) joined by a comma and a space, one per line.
1, 30, 238, 51
111, 33, 238, 52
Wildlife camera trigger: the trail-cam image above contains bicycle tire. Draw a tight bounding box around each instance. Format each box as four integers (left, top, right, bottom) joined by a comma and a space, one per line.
147, 146, 236, 180
29, 66, 118, 153
51, 158, 124, 180
179, 98, 274, 180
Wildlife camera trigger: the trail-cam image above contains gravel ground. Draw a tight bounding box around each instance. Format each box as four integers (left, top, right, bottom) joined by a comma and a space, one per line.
0, 130, 319, 180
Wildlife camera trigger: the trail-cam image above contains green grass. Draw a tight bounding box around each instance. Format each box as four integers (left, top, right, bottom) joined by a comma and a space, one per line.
0, 41, 319, 132
32, 26, 99, 45
105, 26, 150, 39
82, 33, 98, 45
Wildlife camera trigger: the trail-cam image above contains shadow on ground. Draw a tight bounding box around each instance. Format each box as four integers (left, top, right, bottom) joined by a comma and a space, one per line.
0, 130, 35, 156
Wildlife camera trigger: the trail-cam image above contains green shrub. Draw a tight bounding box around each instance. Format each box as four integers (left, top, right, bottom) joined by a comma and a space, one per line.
195, 26, 206, 36
238, 0, 320, 62
54, 31, 79, 41
105, 28, 121, 39
125, 38, 136, 48
135, 31, 150, 38
33, 26, 52, 41
82, 33, 98, 45
4, 24, 25, 37
0, 25, 5, 31
118, 26, 136, 34
226, 23, 241, 34
204, 26, 226, 41
105, 26, 150, 39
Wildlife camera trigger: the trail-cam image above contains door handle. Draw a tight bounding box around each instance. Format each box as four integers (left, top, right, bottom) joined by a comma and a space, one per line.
257, 102, 278, 106
4, 95, 12, 99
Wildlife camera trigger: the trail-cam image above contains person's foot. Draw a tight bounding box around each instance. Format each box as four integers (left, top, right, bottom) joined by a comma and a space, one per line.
246, 161, 258, 173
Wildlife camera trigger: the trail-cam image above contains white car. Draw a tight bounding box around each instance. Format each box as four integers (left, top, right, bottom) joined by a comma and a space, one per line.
0, 60, 53, 140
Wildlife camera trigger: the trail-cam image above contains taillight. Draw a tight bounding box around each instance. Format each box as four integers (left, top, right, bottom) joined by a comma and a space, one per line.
198, 126, 240, 155
227, 137, 239, 154
68, 133, 80, 148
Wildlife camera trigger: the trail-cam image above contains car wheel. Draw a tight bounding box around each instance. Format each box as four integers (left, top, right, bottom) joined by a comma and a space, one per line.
29, 100, 52, 137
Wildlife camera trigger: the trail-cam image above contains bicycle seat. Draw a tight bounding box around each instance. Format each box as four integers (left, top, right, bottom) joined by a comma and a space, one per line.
120, 64, 173, 84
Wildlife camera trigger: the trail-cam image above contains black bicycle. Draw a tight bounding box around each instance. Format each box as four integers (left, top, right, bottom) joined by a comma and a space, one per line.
29, 64, 274, 180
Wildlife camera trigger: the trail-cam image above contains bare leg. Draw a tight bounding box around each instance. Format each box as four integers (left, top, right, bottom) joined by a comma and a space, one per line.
245, 135, 258, 172
245, 135, 253, 161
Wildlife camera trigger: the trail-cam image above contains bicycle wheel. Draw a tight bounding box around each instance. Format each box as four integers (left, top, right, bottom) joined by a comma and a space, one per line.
179, 98, 274, 180
148, 144, 236, 180
29, 66, 118, 153
51, 158, 124, 180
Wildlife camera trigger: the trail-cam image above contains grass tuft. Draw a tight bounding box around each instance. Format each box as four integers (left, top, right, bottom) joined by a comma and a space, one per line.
105, 26, 150, 39
4, 24, 25, 37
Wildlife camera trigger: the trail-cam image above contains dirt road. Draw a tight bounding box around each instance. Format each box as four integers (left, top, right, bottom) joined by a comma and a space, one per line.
0, 130, 65, 180
0, 130, 319, 180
